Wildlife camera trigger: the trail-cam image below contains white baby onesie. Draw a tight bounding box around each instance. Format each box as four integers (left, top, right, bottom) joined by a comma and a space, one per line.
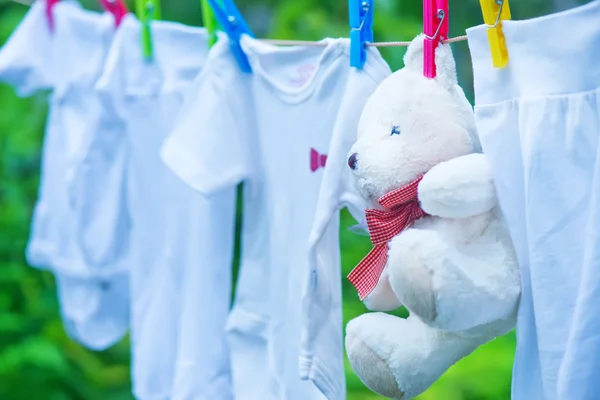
0, 0, 56, 269
161, 38, 266, 400
162, 35, 367, 400
0, 1, 53, 94
97, 17, 234, 400
467, 1, 600, 399
50, 3, 130, 352
299, 51, 391, 400
0, 1, 130, 351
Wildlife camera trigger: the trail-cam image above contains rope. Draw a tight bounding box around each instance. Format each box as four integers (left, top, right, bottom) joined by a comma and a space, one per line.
247, 34, 468, 48
367, 35, 468, 47
9, 0, 470, 47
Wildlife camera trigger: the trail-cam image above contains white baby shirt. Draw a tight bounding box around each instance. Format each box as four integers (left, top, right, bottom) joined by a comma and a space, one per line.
299, 51, 391, 400
162, 38, 269, 400
0, 0, 56, 268
0, 1, 53, 95
162, 35, 375, 400
0, 1, 130, 351
97, 17, 234, 400
467, 1, 600, 399
50, 3, 131, 352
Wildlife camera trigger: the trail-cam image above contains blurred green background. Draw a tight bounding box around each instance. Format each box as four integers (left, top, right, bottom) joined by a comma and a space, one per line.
0, 0, 589, 399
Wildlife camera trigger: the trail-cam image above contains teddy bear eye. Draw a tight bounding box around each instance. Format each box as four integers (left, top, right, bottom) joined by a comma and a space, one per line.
390, 126, 401, 136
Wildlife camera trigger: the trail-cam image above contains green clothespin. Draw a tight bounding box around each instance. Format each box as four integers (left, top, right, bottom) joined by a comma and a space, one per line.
201, 0, 218, 48
136, 0, 161, 60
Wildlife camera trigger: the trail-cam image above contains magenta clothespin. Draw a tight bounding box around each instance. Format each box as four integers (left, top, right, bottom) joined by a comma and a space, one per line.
45, 0, 60, 32
99, 0, 129, 27
423, 0, 448, 78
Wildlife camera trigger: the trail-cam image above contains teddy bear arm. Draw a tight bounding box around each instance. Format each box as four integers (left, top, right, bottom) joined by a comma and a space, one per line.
428, 252, 521, 333
387, 228, 521, 333
418, 153, 497, 219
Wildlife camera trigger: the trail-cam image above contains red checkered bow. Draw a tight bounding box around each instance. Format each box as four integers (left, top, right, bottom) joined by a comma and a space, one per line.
348, 175, 428, 300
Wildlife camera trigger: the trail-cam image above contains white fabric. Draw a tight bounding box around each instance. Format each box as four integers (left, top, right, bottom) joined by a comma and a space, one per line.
298, 53, 391, 400
0, 1, 130, 351
97, 16, 234, 400
161, 36, 276, 400
0, 0, 53, 96
162, 34, 378, 400
0, 0, 57, 269
467, 1, 600, 399
49, 5, 130, 352
161, 38, 274, 400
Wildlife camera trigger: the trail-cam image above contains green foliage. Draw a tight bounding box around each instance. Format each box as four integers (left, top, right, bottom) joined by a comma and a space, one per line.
0, 0, 574, 398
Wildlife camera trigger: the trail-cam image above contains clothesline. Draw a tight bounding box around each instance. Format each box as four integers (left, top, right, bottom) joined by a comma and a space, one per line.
9, 0, 469, 46
263, 36, 468, 47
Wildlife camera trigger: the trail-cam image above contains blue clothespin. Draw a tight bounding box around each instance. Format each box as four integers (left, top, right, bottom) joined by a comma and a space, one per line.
207, 0, 254, 73
349, 0, 374, 68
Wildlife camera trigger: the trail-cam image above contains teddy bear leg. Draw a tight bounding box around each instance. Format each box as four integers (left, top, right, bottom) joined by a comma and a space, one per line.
346, 313, 480, 399
363, 267, 402, 312
387, 228, 519, 332
346, 314, 404, 399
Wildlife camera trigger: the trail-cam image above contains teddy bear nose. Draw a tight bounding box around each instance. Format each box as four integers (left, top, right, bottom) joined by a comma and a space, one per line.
348, 153, 358, 170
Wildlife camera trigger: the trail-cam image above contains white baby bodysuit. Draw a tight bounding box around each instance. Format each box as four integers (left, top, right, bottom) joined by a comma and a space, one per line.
161, 38, 268, 400
299, 51, 391, 400
0, 0, 56, 269
97, 17, 234, 400
50, 3, 131, 352
162, 35, 382, 400
0, 1, 54, 95
0, 1, 130, 351
467, 1, 600, 399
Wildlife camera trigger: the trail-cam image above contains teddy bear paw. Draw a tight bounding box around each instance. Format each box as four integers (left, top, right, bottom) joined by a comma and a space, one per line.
346, 315, 405, 399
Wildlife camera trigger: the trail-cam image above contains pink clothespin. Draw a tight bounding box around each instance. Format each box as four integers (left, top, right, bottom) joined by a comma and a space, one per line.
423, 0, 449, 78
45, 0, 60, 32
99, 0, 129, 27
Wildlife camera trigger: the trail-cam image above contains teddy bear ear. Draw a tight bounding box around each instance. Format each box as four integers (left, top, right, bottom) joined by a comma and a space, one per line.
403, 34, 458, 91
403, 34, 482, 153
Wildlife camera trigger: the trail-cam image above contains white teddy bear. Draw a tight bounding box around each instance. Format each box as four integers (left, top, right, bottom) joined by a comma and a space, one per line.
344, 35, 521, 399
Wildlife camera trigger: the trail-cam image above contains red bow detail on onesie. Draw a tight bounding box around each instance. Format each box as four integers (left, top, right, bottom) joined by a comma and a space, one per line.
310, 148, 328, 172
348, 175, 428, 300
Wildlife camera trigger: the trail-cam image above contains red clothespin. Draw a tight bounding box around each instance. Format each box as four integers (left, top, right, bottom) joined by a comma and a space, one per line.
423, 0, 449, 78
99, 0, 129, 27
45, 0, 60, 32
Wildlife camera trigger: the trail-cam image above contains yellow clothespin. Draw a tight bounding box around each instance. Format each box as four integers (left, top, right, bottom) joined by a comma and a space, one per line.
480, 0, 511, 68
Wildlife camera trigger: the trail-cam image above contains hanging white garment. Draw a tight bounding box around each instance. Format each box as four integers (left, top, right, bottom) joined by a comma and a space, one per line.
162, 35, 375, 400
467, 1, 600, 399
299, 51, 391, 400
96, 16, 234, 400
0, 1, 56, 269
0, 1, 130, 350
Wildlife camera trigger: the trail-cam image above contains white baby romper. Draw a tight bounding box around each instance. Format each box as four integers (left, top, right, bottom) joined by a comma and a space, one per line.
467, 1, 600, 399
162, 34, 373, 400
299, 49, 391, 400
0, 0, 57, 270
96, 16, 234, 400
162, 38, 269, 400
0, 1, 53, 97
0, 1, 130, 351
50, 3, 130, 352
